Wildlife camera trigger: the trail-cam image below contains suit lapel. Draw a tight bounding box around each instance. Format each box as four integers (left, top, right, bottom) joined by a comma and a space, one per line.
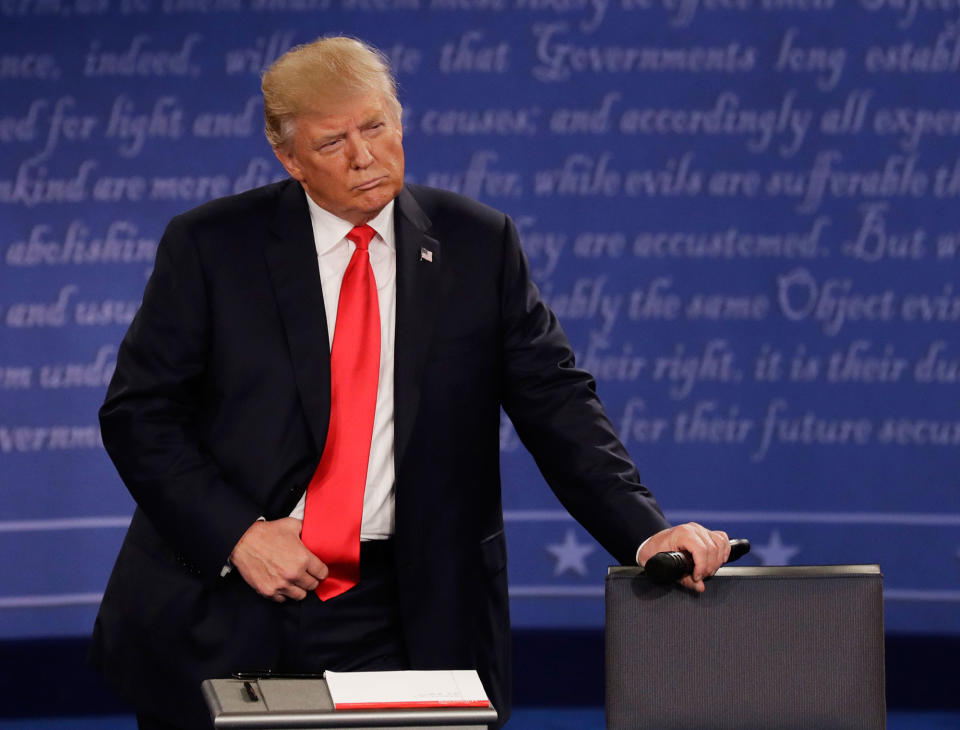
263, 183, 441, 468
264, 181, 331, 456
393, 187, 442, 470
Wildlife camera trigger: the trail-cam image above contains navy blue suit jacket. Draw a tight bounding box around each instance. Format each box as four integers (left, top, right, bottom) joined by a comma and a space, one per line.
92, 180, 669, 727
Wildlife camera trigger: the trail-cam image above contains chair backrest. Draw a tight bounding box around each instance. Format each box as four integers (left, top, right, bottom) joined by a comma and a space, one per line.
605, 564, 886, 730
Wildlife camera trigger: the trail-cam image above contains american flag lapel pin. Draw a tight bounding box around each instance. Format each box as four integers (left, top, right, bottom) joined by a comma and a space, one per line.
419, 247, 433, 263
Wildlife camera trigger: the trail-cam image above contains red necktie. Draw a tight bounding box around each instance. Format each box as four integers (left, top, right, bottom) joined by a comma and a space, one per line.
302, 224, 380, 600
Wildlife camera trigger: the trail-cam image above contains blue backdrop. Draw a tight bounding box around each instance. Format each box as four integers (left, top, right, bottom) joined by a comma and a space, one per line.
1, 2, 959, 640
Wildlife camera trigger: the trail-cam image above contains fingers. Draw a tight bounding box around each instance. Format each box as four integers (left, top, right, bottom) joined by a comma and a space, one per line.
639, 523, 731, 591
289, 558, 328, 594
290, 573, 320, 593
265, 553, 328, 599
229, 518, 329, 602
279, 584, 307, 601
249, 566, 308, 601
305, 553, 330, 583
679, 575, 706, 594
678, 524, 729, 583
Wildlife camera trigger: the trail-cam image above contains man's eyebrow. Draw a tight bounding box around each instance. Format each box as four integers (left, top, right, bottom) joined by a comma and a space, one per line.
309, 114, 386, 147
309, 131, 345, 148
361, 113, 386, 127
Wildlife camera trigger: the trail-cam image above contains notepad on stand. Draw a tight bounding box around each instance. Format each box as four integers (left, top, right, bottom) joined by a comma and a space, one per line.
324, 670, 491, 710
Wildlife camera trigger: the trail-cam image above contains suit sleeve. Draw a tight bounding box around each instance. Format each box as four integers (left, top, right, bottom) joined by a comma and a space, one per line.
99, 215, 262, 580
497, 215, 670, 565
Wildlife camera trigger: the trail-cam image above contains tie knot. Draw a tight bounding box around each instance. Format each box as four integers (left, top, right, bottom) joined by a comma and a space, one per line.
346, 225, 376, 251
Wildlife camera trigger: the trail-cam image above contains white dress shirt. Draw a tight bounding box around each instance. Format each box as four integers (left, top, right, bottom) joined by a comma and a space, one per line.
286, 197, 397, 540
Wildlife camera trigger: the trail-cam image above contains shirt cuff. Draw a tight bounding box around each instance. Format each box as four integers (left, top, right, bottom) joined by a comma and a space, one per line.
635, 535, 653, 566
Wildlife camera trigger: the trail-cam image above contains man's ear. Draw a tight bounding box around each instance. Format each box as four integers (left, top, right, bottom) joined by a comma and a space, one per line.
273, 144, 303, 182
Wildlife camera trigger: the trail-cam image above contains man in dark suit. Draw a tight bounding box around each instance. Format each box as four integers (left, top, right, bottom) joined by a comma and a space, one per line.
92, 36, 730, 730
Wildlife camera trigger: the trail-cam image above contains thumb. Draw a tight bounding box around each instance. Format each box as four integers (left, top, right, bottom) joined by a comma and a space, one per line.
305, 552, 329, 581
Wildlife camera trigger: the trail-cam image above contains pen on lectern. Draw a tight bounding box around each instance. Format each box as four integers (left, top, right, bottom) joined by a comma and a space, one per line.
231, 671, 326, 680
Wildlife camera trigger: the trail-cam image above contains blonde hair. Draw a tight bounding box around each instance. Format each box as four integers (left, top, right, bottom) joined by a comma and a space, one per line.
262, 36, 401, 149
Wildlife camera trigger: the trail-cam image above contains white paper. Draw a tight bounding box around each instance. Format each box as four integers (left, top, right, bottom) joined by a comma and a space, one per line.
324, 669, 490, 708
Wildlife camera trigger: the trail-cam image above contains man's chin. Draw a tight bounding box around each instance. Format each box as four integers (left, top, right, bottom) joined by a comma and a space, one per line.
341, 190, 396, 224
358, 183, 401, 209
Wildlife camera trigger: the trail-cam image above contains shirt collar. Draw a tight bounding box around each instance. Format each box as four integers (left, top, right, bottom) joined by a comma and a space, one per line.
305, 194, 396, 257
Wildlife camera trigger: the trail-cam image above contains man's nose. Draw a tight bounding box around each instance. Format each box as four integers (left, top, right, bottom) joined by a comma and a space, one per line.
346, 133, 374, 168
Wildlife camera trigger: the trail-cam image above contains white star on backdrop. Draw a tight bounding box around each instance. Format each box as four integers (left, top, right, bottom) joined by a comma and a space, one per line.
545, 529, 595, 576
752, 530, 801, 566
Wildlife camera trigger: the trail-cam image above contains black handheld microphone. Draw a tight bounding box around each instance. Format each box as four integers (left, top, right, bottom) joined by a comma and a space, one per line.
643, 538, 750, 584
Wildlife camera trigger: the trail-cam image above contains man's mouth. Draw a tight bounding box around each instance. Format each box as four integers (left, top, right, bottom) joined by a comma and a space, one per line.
354, 176, 386, 191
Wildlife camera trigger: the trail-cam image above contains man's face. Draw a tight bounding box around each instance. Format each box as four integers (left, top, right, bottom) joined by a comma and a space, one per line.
274, 93, 404, 225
